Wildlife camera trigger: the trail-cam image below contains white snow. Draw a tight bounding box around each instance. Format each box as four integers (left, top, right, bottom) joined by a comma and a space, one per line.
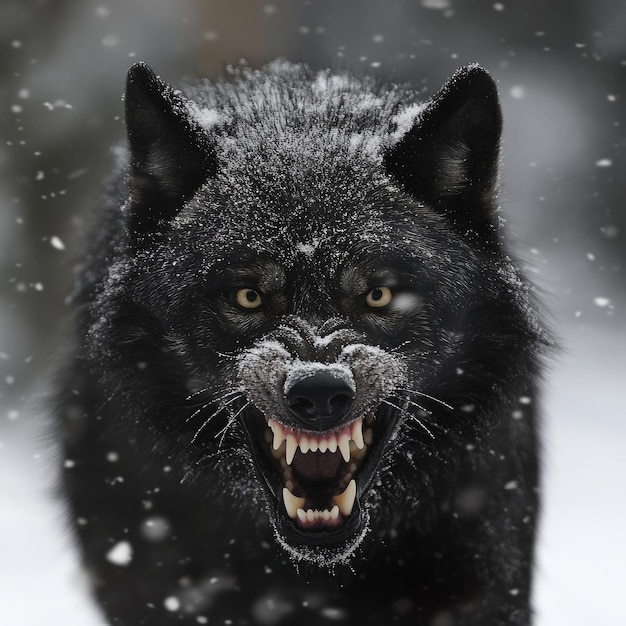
105, 540, 132, 566
535, 328, 626, 626
164, 596, 180, 611
593, 296, 611, 307
184, 100, 227, 130
50, 235, 66, 250
0, 425, 106, 625
390, 102, 427, 142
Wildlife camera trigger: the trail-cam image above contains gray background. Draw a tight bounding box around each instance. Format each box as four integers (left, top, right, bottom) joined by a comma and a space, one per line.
1, 1, 624, 623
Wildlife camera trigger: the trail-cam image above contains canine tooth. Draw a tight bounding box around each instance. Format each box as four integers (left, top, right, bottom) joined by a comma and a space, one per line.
285, 434, 298, 465
334, 479, 356, 517
338, 434, 351, 463
297, 508, 307, 523
351, 419, 364, 449
272, 421, 285, 450
329, 505, 340, 520
363, 428, 373, 445
328, 436, 338, 453
282, 488, 306, 519
319, 438, 328, 453
299, 436, 310, 454
350, 441, 367, 460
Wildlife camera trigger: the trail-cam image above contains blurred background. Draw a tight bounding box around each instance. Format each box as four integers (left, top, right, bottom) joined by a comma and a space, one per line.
0, 1, 624, 623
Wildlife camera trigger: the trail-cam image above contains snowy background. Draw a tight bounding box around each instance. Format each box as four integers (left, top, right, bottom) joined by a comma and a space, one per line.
1, 1, 624, 624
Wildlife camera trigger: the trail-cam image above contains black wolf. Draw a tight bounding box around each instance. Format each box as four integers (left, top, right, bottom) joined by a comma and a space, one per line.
56, 61, 549, 625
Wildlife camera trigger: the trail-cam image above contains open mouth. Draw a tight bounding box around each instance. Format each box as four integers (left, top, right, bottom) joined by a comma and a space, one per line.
244, 406, 396, 545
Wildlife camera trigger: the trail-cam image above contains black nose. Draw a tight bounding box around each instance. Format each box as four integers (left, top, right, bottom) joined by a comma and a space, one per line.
285, 369, 355, 428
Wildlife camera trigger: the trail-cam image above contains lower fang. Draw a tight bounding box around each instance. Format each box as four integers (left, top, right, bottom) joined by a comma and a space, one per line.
283, 487, 305, 519
334, 479, 357, 517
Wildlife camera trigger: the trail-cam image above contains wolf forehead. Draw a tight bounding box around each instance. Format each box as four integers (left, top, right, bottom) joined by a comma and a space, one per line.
170, 68, 428, 256
182, 61, 423, 154
125, 60, 503, 273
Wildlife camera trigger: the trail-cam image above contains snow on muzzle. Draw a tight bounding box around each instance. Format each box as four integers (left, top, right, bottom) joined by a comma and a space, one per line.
238, 338, 407, 540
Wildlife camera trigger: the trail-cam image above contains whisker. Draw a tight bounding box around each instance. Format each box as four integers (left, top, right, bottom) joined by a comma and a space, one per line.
400, 396, 433, 416
186, 386, 242, 403
190, 393, 246, 442
216, 401, 252, 449
382, 399, 435, 440
185, 390, 243, 422
186, 401, 212, 425
186, 386, 211, 402
386, 340, 413, 354
403, 388, 454, 412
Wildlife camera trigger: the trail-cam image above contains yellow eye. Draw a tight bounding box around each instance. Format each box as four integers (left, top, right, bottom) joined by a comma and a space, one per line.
365, 286, 393, 308
235, 288, 263, 309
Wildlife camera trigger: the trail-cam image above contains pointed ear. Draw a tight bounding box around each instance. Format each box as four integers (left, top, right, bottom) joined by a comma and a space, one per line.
124, 63, 216, 242
383, 65, 502, 242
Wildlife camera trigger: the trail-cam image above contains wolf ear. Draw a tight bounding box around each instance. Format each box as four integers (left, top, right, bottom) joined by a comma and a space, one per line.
125, 63, 216, 242
383, 65, 502, 244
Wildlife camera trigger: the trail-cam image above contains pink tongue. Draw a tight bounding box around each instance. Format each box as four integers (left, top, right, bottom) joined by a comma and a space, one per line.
292, 449, 342, 481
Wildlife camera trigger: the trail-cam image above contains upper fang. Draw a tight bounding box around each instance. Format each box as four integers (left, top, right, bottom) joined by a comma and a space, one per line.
285, 434, 298, 465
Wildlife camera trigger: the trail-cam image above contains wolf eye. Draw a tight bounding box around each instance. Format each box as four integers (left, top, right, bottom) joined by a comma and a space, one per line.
235, 288, 263, 310
365, 287, 393, 308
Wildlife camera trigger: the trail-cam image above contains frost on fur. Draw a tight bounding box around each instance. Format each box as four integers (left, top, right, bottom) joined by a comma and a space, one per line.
55, 61, 550, 626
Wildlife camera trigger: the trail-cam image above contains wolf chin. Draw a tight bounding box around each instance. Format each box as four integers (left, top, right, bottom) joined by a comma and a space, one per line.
56, 61, 550, 625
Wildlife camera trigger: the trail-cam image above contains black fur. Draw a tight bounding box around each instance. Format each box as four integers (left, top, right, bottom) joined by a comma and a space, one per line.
56, 61, 550, 625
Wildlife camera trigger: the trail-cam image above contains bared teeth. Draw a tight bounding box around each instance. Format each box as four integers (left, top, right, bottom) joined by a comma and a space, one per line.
299, 435, 310, 454
334, 479, 357, 517
266, 415, 372, 466
268, 418, 285, 450
338, 433, 350, 462
282, 487, 305, 519
295, 505, 341, 525
285, 434, 298, 465
351, 419, 364, 449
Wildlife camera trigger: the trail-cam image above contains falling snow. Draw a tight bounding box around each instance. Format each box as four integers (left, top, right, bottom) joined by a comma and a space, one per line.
106, 541, 133, 566
2, 2, 625, 626
50, 236, 66, 250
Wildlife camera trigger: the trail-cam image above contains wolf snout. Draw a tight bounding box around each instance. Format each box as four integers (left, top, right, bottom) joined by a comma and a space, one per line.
284, 366, 356, 429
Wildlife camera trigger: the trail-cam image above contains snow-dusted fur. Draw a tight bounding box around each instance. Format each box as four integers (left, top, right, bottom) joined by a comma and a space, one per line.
56, 62, 550, 625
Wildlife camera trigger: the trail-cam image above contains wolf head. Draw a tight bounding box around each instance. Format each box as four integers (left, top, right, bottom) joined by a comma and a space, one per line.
89, 62, 541, 567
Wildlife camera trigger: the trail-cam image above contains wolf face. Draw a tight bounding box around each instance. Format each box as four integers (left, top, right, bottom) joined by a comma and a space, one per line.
63, 61, 548, 623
